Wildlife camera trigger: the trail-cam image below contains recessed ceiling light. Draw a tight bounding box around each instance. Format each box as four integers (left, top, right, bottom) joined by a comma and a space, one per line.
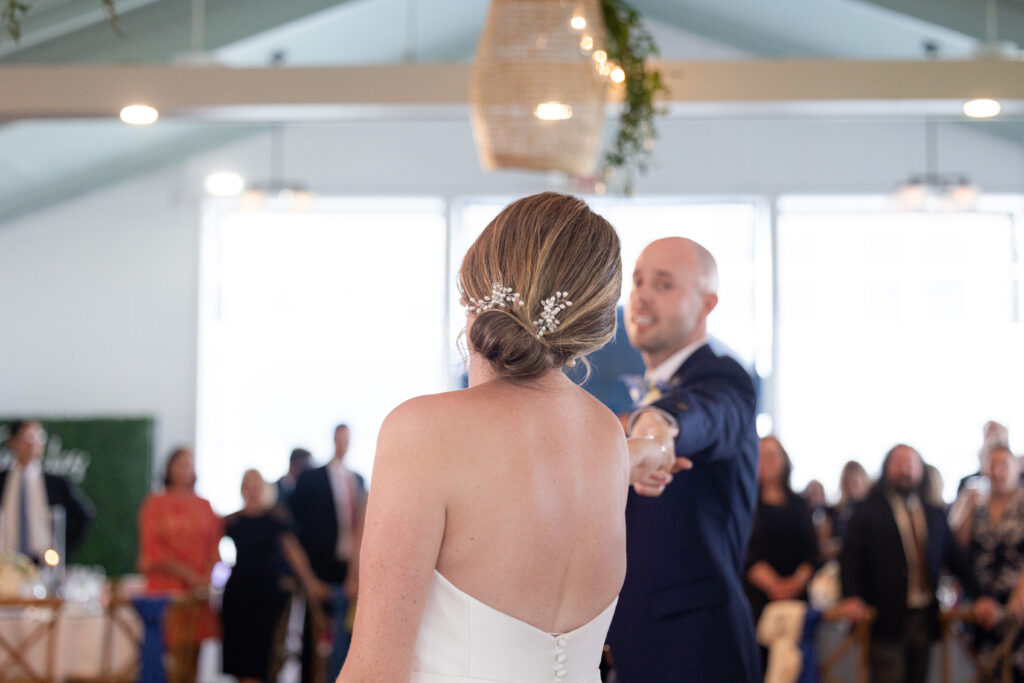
963, 98, 1001, 119
204, 171, 246, 197
120, 104, 159, 125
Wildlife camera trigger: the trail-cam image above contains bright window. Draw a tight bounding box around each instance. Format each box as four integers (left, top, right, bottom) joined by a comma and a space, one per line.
776, 196, 1024, 499
197, 199, 448, 513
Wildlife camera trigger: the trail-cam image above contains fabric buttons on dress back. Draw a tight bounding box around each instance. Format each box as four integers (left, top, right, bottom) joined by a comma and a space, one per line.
553, 636, 569, 681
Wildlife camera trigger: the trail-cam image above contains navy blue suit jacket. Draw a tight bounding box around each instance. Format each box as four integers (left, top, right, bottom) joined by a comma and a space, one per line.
607, 343, 760, 682
289, 465, 366, 584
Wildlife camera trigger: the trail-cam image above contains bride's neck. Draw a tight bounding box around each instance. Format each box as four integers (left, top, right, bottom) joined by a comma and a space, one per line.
467, 352, 572, 390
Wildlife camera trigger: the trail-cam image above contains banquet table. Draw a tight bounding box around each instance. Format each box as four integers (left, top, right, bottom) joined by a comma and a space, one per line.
0, 598, 140, 682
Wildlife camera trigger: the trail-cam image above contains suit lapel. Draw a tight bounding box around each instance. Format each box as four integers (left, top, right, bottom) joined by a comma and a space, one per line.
662, 343, 713, 402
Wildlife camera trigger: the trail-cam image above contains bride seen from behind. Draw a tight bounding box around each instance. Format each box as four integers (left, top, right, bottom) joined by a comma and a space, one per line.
338, 192, 677, 683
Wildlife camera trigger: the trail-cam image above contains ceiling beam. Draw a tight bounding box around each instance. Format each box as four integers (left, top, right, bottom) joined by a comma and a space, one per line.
3, 60, 1024, 122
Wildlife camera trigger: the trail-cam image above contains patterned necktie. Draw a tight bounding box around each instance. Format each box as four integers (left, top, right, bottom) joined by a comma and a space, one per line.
18, 473, 30, 556
905, 497, 931, 592
642, 379, 664, 406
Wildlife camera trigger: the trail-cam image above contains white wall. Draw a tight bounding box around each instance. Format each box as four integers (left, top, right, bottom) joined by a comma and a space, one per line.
0, 166, 199, 475
2, 114, 1022, 480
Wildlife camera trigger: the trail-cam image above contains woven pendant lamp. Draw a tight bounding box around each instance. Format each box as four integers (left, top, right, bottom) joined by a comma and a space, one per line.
470, 0, 610, 177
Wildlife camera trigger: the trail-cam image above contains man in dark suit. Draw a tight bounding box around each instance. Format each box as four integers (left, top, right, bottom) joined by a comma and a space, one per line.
290, 424, 366, 683
839, 444, 997, 683
0, 420, 94, 562
607, 237, 761, 682
277, 447, 312, 509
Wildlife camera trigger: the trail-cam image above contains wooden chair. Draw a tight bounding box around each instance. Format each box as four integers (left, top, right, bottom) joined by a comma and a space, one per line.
269, 581, 330, 683
940, 608, 1020, 683
59, 577, 145, 683
269, 582, 300, 681
0, 597, 63, 683
62, 596, 143, 683
818, 606, 874, 683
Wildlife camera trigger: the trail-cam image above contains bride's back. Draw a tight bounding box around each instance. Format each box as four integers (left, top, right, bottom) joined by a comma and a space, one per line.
342, 192, 625, 682
432, 375, 628, 634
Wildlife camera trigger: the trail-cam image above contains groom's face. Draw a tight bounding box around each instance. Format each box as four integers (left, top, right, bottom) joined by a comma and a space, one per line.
626, 240, 707, 363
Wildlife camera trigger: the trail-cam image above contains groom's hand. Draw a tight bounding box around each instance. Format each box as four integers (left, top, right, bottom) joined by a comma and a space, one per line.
633, 456, 692, 497
633, 469, 673, 497
670, 455, 694, 473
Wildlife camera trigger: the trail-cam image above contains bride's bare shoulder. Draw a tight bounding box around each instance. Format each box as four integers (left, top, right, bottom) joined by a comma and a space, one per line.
376, 389, 487, 453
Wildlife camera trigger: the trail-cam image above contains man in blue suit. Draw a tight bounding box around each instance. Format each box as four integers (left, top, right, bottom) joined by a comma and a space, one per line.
607, 237, 761, 682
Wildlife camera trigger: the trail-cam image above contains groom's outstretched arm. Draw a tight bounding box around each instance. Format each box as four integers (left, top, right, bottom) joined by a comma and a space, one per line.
634, 362, 755, 468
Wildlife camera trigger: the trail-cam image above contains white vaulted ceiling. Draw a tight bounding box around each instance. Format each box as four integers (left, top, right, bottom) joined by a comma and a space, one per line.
0, 0, 1020, 224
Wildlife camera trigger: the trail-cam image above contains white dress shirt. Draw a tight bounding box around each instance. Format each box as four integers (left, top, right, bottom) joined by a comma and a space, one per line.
626, 339, 707, 436
327, 458, 357, 562
644, 338, 708, 387
0, 460, 52, 558
886, 491, 933, 609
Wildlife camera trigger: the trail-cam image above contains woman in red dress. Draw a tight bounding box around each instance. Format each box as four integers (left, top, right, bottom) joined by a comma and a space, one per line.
138, 446, 222, 683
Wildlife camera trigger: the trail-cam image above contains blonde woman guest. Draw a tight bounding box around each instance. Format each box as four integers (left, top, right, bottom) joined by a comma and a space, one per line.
222, 469, 329, 683
827, 460, 871, 556
953, 445, 1024, 679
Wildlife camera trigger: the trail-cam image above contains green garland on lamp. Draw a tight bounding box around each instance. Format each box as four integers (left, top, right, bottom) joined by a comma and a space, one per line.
4, 0, 117, 41
599, 0, 666, 195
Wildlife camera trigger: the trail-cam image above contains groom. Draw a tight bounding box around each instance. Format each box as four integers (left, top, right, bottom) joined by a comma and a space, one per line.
607, 237, 761, 682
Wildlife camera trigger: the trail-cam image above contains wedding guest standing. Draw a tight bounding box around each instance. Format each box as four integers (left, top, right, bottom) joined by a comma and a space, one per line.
952, 445, 1024, 679
223, 469, 329, 683
290, 424, 366, 683
0, 420, 94, 562
138, 446, 222, 683
276, 447, 312, 509
839, 444, 997, 683
824, 460, 871, 559
744, 436, 818, 624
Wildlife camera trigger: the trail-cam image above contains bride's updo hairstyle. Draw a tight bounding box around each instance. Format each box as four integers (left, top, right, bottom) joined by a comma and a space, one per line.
459, 192, 621, 383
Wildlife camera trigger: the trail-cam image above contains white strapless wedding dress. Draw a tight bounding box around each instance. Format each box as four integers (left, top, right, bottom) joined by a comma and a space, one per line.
410, 570, 617, 683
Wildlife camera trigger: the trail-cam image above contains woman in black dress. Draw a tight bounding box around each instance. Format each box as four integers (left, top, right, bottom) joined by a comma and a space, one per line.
222, 469, 328, 683
744, 436, 819, 623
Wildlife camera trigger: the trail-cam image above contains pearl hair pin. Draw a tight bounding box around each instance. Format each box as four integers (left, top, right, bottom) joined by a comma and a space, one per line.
465, 282, 572, 340
466, 283, 523, 314
534, 291, 572, 339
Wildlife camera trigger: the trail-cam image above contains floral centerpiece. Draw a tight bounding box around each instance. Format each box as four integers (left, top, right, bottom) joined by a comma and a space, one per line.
0, 552, 39, 597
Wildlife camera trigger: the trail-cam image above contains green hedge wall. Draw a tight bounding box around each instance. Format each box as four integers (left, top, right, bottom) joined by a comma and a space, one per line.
0, 417, 153, 576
